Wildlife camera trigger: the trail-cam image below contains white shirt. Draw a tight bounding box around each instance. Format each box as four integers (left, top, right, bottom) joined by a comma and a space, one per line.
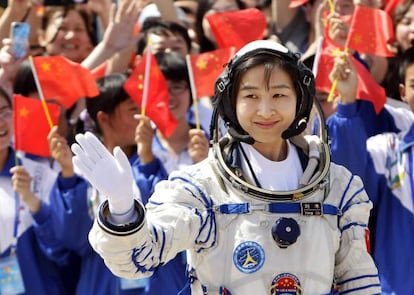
240, 141, 302, 191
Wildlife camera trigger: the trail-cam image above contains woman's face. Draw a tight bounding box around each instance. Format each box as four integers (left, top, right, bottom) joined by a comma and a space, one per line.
39, 9, 93, 63
168, 80, 190, 123
400, 63, 414, 111
106, 98, 141, 147
395, 4, 414, 52
236, 64, 297, 148
148, 32, 189, 56
0, 95, 13, 152
202, 0, 240, 43
316, 89, 337, 119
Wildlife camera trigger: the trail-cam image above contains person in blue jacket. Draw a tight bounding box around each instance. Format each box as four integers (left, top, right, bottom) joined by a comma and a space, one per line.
74, 39, 381, 295
37, 72, 187, 295
41, 51, 210, 294
326, 46, 414, 295
133, 51, 210, 178
0, 86, 71, 295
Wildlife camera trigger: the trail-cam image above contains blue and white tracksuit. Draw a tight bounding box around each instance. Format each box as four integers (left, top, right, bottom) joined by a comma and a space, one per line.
37, 153, 187, 295
327, 100, 414, 177
0, 147, 71, 295
327, 101, 414, 295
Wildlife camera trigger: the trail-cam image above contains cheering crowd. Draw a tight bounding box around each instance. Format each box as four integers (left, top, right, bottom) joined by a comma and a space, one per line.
0, 0, 413, 294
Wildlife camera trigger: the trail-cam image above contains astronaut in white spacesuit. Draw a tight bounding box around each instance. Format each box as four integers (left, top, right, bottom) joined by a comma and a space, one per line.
71, 40, 381, 295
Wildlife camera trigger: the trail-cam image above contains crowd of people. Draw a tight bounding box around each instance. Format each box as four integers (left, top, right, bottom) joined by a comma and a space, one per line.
0, 0, 413, 294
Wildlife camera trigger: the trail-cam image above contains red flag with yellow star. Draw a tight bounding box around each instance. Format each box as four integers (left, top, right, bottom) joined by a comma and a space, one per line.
188, 47, 234, 98
32, 56, 99, 109
315, 38, 342, 93
315, 38, 386, 113
206, 8, 267, 51
345, 5, 394, 57
123, 52, 177, 138
13, 94, 61, 157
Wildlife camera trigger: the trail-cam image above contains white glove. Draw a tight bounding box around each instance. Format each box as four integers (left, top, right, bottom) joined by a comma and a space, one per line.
71, 132, 135, 217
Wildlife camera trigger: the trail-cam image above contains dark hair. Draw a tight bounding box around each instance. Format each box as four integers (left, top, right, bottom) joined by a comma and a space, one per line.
392, 0, 414, 43
136, 19, 192, 55
399, 45, 414, 84
13, 60, 37, 97
13, 59, 77, 108
41, 5, 97, 46
154, 51, 189, 83
195, 0, 246, 53
154, 51, 191, 108
86, 73, 129, 135
229, 52, 302, 116
0, 86, 11, 107
213, 41, 315, 141
13, 59, 81, 141
255, 0, 271, 9
393, 0, 414, 32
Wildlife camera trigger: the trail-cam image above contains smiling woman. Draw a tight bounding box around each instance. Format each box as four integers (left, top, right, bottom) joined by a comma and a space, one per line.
235, 64, 297, 159
38, 5, 96, 63
0, 84, 72, 295
72, 40, 381, 295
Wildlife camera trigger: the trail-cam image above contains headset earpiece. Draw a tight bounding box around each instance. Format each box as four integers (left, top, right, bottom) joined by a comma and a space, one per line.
212, 40, 316, 143
210, 40, 331, 202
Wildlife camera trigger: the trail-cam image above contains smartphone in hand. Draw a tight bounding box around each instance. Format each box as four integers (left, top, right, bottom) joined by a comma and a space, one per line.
10, 22, 30, 59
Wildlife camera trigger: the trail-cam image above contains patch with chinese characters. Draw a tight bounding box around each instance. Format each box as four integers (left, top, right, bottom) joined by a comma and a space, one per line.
270, 273, 302, 295
233, 241, 265, 273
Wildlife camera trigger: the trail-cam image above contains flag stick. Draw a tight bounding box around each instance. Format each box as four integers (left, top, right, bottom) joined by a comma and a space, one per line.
312, 36, 324, 77
327, 0, 334, 12
327, 77, 338, 102
327, 47, 348, 102
28, 56, 54, 128
325, 0, 343, 103
185, 54, 200, 130
141, 45, 152, 116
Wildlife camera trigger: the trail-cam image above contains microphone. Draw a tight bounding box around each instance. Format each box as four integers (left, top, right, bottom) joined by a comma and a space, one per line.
228, 126, 255, 145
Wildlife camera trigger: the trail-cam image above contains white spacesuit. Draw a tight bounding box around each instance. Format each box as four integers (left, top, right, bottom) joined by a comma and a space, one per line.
89, 147, 380, 295
75, 40, 381, 295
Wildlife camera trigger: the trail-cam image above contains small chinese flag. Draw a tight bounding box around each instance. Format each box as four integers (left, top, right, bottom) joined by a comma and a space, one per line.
345, 5, 395, 57
13, 95, 61, 157
188, 47, 234, 98
32, 56, 99, 109
315, 38, 340, 93
352, 54, 387, 113
123, 52, 177, 138
315, 38, 386, 113
206, 8, 267, 51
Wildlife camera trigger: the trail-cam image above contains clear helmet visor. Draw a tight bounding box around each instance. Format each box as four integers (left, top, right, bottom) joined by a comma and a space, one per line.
211, 99, 330, 202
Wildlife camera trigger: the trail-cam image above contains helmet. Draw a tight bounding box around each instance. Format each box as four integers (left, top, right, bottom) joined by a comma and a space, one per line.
210, 40, 330, 202
212, 40, 315, 143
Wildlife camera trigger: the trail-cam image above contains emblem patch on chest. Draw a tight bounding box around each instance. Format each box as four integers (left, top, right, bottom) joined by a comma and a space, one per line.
270, 273, 302, 295
233, 241, 265, 273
